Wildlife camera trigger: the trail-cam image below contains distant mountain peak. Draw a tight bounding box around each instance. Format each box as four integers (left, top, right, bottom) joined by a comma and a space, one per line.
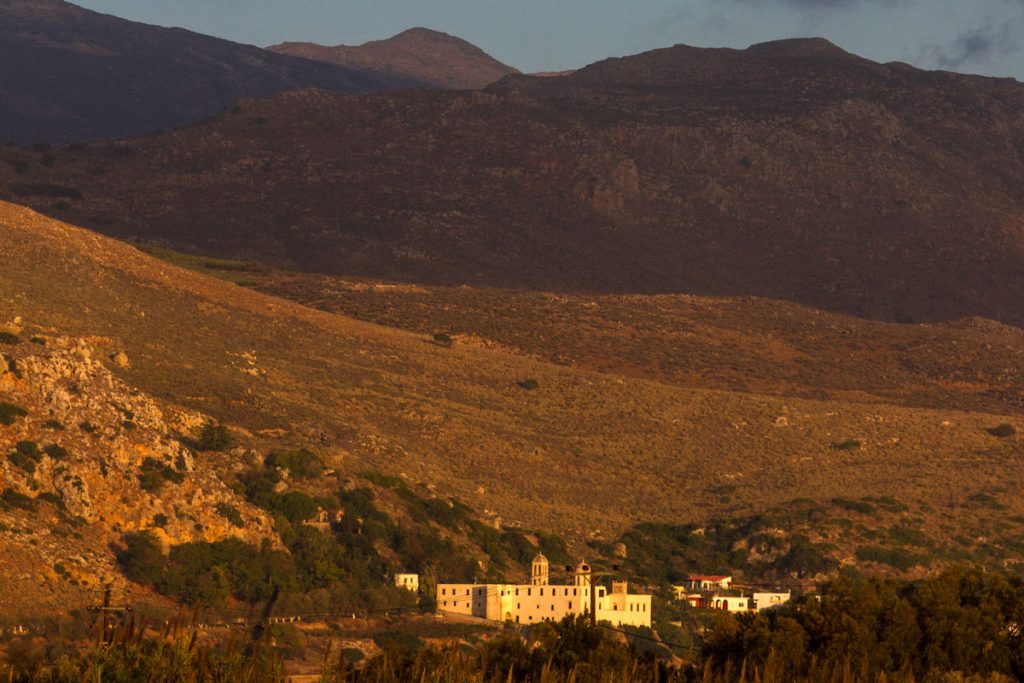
745, 37, 858, 60
0, 0, 426, 144
268, 28, 518, 90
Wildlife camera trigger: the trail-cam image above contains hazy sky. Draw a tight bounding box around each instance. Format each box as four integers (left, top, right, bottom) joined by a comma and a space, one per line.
74, 0, 1024, 79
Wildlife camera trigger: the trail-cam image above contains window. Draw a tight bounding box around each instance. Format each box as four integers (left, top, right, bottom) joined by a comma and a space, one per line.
569, 602, 572, 609
564, 588, 569, 596
443, 601, 447, 607
551, 605, 555, 611
442, 589, 446, 595
573, 588, 577, 596
515, 588, 519, 596
527, 588, 532, 596
540, 588, 544, 596
466, 589, 470, 595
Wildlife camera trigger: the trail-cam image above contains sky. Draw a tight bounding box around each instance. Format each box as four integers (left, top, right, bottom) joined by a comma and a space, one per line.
73, 0, 1024, 80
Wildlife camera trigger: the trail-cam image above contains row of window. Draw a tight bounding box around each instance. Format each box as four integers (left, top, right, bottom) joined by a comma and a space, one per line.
609, 602, 648, 612
439, 586, 586, 597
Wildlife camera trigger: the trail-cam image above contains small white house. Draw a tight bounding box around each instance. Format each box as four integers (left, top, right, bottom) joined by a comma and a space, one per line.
707, 595, 750, 612
677, 575, 733, 592
752, 592, 791, 611
394, 573, 419, 592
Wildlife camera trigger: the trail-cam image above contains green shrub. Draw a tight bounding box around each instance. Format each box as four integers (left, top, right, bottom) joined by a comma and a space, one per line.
42, 419, 64, 430
831, 498, 874, 514
1, 488, 37, 511
987, 423, 1016, 438
7, 451, 35, 473
152, 513, 168, 528
432, 332, 453, 347
831, 439, 861, 451
78, 421, 97, 433
0, 402, 27, 425
517, 378, 540, 390
216, 503, 245, 528
15, 441, 40, 459
139, 457, 186, 492
3, 354, 20, 378
888, 525, 929, 547
197, 422, 234, 451
0, 332, 20, 344
43, 443, 68, 460
36, 492, 65, 511
116, 531, 165, 585
360, 469, 403, 488
265, 448, 322, 479
855, 545, 930, 570
373, 630, 424, 655
8, 442, 41, 473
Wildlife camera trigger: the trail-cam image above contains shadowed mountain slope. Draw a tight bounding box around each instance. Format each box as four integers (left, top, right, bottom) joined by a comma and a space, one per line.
4, 38, 1024, 323
3, 202, 1024, 543
0, 0, 423, 144
268, 27, 518, 90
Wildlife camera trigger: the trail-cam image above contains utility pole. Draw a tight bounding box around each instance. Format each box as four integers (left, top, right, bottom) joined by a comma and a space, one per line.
566, 563, 614, 628
101, 585, 111, 645
244, 586, 280, 661
589, 565, 597, 627
90, 583, 130, 646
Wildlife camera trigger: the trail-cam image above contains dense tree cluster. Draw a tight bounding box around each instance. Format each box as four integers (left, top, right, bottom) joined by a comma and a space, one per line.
703, 568, 1024, 680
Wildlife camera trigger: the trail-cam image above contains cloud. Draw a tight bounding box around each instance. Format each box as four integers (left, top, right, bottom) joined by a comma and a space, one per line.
929, 16, 1024, 69
732, 0, 907, 7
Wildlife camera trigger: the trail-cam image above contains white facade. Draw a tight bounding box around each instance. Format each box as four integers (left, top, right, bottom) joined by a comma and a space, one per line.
706, 595, 750, 612
752, 592, 791, 611
436, 558, 651, 628
677, 575, 732, 592
394, 573, 419, 592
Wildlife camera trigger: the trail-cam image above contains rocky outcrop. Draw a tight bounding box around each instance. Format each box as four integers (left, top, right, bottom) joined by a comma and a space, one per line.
0, 327, 276, 613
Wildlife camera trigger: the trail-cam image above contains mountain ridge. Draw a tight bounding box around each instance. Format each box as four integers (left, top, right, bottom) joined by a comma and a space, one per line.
0, 0, 427, 144
268, 26, 519, 90
5, 37, 1024, 324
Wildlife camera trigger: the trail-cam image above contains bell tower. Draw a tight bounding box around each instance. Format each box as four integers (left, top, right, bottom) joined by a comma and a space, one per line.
531, 553, 549, 586
574, 560, 592, 587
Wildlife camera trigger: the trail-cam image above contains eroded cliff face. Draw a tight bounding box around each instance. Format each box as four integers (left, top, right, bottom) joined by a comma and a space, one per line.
0, 323, 275, 615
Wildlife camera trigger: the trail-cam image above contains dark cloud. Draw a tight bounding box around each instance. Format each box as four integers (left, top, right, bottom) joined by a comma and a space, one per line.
930, 17, 1024, 69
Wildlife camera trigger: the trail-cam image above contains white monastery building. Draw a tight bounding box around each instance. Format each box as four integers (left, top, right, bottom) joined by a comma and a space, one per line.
394, 573, 419, 592
436, 555, 651, 628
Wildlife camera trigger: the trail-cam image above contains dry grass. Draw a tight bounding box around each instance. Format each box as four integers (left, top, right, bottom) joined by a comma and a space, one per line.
3, 202, 1024, 545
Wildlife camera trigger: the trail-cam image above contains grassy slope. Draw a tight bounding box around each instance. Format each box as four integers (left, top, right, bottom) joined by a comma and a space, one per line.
2, 202, 1023, 543
249, 272, 1024, 417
